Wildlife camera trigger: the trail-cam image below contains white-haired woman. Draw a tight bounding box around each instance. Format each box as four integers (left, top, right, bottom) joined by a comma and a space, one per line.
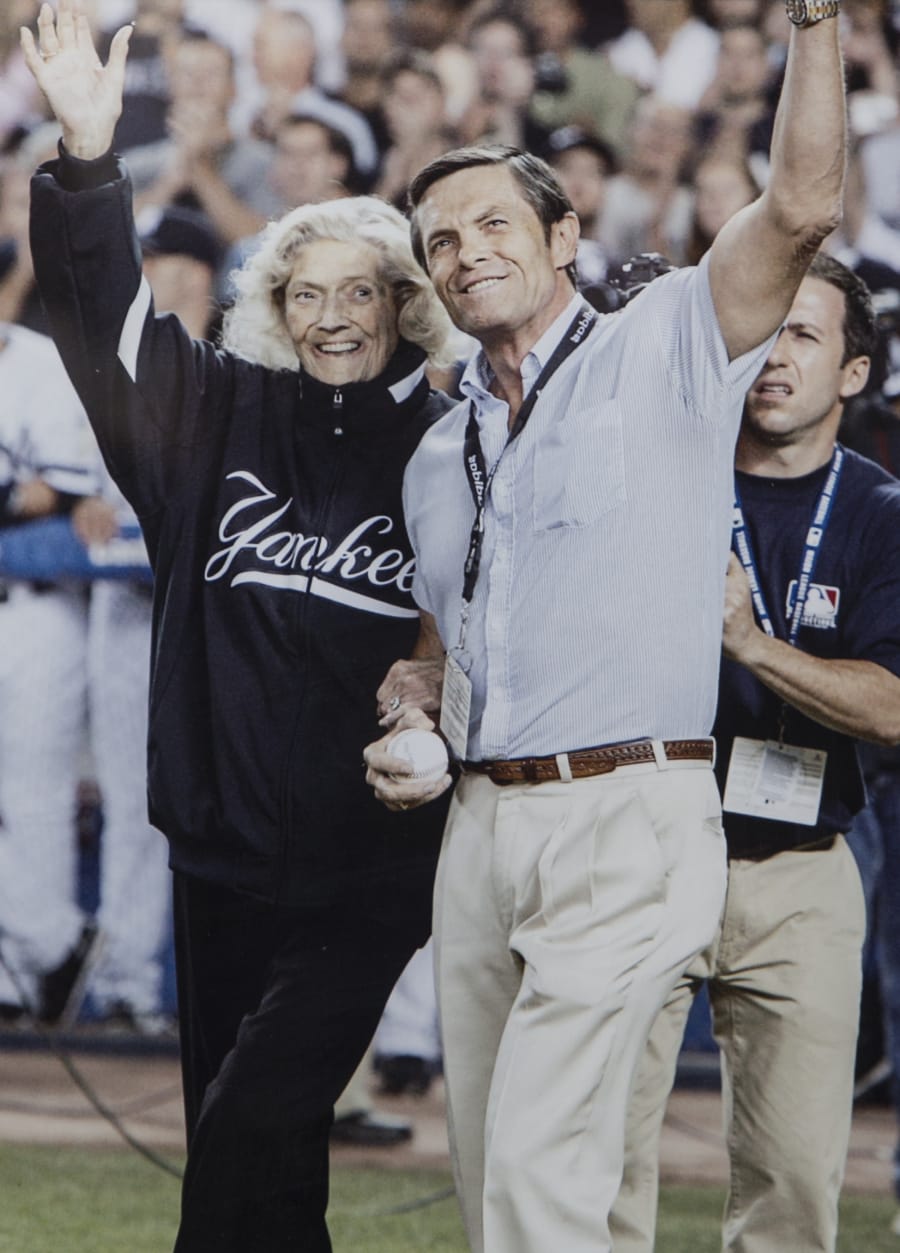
23, 5, 454, 1251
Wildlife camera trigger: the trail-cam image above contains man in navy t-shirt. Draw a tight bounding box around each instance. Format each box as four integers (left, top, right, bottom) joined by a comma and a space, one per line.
612, 253, 900, 1253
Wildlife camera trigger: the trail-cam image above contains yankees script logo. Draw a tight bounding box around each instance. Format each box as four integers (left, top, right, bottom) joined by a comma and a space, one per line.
204, 471, 418, 619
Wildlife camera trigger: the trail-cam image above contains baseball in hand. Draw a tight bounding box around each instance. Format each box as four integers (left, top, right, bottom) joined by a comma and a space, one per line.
387, 729, 449, 782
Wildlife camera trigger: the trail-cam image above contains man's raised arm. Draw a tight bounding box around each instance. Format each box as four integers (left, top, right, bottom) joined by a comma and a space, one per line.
709, 5, 846, 360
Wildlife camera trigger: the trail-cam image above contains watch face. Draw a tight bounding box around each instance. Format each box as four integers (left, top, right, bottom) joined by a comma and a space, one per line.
785, 0, 809, 22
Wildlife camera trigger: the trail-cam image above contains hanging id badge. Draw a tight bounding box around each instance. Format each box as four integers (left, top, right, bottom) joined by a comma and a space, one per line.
440, 652, 472, 762
723, 736, 826, 825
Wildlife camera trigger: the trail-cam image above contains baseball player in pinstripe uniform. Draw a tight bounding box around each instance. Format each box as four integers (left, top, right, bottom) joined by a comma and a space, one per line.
0, 319, 101, 1022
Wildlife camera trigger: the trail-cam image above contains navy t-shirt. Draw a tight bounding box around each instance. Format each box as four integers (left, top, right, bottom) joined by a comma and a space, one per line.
715, 445, 900, 857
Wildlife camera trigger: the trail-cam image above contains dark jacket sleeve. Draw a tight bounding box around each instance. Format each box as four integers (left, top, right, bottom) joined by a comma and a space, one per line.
29, 148, 234, 520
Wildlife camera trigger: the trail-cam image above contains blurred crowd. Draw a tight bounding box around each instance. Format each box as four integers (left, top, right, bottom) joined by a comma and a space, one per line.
3, 0, 900, 391
2, 0, 900, 1147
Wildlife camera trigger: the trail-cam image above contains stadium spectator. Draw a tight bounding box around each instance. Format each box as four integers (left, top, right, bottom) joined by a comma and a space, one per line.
598, 93, 695, 267
124, 30, 282, 251
402, 0, 473, 54
337, 0, 400, 156
841, 0, 899, 101
0, 148, 43, 334
0, 319, 100, 1025
0, 125, 66, 338
542, 124, 616, 286
684, 153, 761, 266
585, 0, 630, 45
218, 113, 357, 307
825, 142, 900, 285
97, 0, 197, 152
694, 20, 777, 170
701, 0, 770, 25
606, 0, 721, 110
266, 113, 357, 211
860, 116, 900, 233
247, 4, 378, 184
374, 52, 457, 211
458, 7, 551, 153
522, 0, 640, 159
0, 0, 45, 151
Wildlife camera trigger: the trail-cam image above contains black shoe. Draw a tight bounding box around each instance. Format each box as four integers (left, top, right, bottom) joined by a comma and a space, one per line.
330, 1110, 413, 1147
99, 1000, 178, 1041
374, 1053, 435, 1096
38, 920, 103, 1028
0, 1002, 26, 1028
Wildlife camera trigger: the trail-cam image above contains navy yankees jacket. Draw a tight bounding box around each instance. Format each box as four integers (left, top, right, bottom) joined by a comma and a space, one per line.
30, 150, 450, 929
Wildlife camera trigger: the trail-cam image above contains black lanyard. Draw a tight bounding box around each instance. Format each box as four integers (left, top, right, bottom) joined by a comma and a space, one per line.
731, 445, 844, 742
732, 446, 844, 649
460, 302, 597, 606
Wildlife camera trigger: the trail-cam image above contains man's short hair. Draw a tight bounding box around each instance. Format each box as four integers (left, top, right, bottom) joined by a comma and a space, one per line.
541, 126, 617, 177
467, 6, 540, 58
177, 26, 236, 72
380, 49, 444, 94
407, 143, 577, 287
807, 253, 877, 363
276, 113, 359, 189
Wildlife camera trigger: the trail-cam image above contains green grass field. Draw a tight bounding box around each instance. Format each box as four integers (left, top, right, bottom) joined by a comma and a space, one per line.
0, 1144, 896, 1252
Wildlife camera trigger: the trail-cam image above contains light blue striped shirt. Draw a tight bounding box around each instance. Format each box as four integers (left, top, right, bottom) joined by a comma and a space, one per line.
404, 254, 775, 760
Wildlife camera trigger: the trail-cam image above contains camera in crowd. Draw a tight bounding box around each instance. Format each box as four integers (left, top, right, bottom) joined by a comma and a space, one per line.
873, 286, 900, 336
582, 253, 678, 315
532, 52, 569, 95
871, 287, 900, 400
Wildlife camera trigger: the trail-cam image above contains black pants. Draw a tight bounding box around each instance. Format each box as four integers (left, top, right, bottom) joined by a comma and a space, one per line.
171, 871, 426, 1253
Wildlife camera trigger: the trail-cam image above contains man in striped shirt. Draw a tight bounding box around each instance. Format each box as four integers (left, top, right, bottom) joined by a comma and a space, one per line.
365, 6, 848, 1251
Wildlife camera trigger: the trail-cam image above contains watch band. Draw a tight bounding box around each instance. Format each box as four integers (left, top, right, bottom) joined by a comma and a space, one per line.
786, 0, 841, 25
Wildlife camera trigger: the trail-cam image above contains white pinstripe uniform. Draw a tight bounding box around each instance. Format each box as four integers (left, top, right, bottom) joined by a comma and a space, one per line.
0, 324, 97, 1007
86, 467, 171, 1020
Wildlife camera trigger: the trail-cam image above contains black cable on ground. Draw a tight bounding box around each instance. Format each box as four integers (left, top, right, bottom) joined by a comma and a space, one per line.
0, 943, 183, 1179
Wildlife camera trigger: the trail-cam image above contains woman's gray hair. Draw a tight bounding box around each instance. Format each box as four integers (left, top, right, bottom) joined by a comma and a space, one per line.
221, 196, 456, 370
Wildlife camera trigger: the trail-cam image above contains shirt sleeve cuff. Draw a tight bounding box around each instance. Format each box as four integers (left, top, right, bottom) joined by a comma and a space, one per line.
54, 139, 122, 192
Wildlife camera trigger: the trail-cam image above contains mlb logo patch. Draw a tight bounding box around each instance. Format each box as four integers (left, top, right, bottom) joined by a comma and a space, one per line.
786, 580, 840, 629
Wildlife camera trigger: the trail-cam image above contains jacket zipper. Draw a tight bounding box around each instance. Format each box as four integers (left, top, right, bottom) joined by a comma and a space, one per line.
276, 393, 348, 894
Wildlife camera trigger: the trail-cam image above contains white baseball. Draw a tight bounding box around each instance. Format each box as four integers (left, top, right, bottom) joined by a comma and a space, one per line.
388, 729, 449, 782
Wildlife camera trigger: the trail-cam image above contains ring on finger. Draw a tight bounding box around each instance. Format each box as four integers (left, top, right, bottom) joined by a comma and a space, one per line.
388, 694, 401, 712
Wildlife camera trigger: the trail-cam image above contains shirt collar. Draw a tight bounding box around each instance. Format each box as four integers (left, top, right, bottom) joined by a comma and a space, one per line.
459, 289, 585, 408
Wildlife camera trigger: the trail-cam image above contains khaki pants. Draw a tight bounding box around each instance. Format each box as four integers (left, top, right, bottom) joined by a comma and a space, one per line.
434, 761, 727, 1253
610, 836, 866, 1253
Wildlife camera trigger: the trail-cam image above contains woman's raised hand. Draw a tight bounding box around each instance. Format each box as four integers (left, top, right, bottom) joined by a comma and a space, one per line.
20, 0, 132, 161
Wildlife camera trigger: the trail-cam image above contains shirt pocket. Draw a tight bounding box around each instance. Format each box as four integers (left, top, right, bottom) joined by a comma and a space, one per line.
532, 401, 625, 531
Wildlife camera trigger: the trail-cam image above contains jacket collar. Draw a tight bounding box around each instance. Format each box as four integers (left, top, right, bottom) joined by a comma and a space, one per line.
296, 339, 430, 436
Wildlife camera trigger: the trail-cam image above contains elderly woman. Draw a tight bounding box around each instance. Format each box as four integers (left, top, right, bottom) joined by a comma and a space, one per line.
22, 5, 454, 1251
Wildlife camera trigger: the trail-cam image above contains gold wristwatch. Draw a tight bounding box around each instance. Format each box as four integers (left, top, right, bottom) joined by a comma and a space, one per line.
785, 0, 841, 25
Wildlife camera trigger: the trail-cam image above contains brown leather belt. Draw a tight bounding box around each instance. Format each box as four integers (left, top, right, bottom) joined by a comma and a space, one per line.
462, 738, 715, 785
